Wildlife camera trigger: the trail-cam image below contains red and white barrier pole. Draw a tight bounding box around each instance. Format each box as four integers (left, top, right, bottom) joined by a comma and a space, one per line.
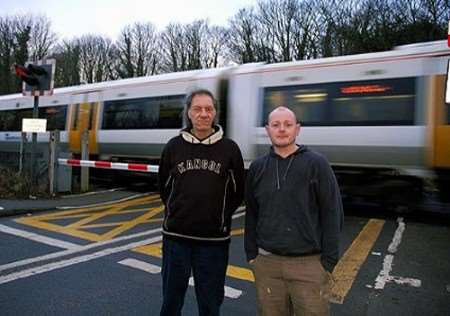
58, 158, 159, 173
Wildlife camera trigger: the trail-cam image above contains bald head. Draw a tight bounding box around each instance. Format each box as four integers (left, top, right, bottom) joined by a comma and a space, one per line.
267, 106, 297, 125
265, 106, 300, 151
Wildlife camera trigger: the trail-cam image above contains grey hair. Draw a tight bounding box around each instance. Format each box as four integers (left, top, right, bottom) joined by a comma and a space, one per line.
183, 89, 218, 130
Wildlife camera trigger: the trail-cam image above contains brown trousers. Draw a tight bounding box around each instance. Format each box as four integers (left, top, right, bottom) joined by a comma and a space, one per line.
251, 254, 332, 316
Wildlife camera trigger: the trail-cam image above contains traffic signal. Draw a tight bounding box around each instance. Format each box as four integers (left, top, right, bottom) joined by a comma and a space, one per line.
14, 64, 45, 86
14, 59, 55, 96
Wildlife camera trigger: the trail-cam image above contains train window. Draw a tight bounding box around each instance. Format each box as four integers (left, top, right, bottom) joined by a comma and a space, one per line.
102, 95, 185, 130
262, 77, 416, 126
0, 108, 33, 131
263, 88, 328, 125
38, 106, 67, 130
158, 95, 185, 128
331, 78, 415, 125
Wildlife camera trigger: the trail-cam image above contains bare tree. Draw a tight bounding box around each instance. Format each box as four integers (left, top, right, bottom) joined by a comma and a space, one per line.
202, 25, 229, 68
392, 0, 449, 42
257, 0, 301, 62
184, 20, 205, 70
116, 22, 159, 78
0, 17, 17, 94
227, 8, 260, 63
26, 15, 57, 60
0, 15, 34, 94
51, 39, 81, 87
160, 20, 217, 72
78, 35, 116, 83
159, 23, 188, 72
292, 0, 318, 60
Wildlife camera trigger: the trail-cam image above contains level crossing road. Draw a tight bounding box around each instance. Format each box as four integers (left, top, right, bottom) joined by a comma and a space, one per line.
0, 192, 449, 315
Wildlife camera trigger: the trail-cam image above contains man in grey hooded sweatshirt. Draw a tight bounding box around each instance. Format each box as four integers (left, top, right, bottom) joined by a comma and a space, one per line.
245, 106, 343, 316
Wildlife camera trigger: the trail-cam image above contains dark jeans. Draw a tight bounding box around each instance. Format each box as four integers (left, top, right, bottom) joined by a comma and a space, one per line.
160, 236, 229, 316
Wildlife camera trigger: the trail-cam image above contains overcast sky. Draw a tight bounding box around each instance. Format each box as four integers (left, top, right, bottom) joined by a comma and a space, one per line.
1, 0, 258, 40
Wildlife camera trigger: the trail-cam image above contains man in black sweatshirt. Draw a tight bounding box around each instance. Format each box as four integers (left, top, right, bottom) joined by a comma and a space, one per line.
158, 89, 244, 316
245, 106, 343, 316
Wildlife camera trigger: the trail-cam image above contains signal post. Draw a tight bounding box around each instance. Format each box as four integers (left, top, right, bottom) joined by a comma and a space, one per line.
14, 59, 55, 187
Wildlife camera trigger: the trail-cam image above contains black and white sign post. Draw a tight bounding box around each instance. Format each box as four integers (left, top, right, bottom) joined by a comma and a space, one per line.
15, 59, 55, 187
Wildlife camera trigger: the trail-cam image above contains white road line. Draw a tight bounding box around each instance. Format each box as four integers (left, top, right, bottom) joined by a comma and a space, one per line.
0, 208, 242, 272
0, 207, 245, 282
0, 235, 162, 285
188, 276, 243, 299
0, 224, 82, 250
224, 286, 243, 299
118, 258, 161, 274
118, 258, 244, 299
232, 207, 245, 219
374, 254, 394, 289
61, 188, 126, 198
374, 217, 421, 290
0, 227, 162, 272
387, 217, 405, 254
390, 276, 421, 287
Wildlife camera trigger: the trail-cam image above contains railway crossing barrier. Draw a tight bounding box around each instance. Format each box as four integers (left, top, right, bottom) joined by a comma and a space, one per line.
58, 159, 159, 173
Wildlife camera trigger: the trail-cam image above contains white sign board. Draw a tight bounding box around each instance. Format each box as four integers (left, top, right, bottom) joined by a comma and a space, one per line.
22, 118, 47, 133
446, 59, 450, 104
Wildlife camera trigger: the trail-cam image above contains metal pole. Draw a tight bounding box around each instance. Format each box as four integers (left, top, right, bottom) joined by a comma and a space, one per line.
49, 130, 59, 196
81, 130, 89, 192
31, 95, 39, 186
19, 132, 26, 174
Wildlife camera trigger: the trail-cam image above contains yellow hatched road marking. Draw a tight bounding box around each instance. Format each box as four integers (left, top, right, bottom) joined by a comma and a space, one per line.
98, 206, 164, 241
134, 243, 162, 257
81, 217, 163, 229
226, 265, 254, 282
330, 218, 385, 304
15, 194, 162, 242
15, 196, 385, 296
65, 196, 160, 229
21, 195, 160, 221
231, 228, 244, 236
14, 218, 103, 241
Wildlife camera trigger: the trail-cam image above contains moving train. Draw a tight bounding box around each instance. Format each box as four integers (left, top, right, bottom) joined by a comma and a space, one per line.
1, 40, 449, 207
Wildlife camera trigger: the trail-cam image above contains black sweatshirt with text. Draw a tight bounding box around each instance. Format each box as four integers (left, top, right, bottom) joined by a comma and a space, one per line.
158, 126, 244, 242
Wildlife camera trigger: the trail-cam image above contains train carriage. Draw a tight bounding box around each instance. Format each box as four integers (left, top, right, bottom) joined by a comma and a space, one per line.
0, 40, 449, 206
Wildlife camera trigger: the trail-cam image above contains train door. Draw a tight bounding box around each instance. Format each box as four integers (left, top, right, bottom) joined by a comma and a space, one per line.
429, 75, 450, 168
68, 92, 100, 156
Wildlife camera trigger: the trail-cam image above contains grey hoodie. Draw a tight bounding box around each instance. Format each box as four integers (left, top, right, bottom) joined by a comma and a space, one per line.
244, 145, 343, 272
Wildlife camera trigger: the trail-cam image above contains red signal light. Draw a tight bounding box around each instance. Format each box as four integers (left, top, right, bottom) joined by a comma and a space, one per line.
14, 64, 40, 86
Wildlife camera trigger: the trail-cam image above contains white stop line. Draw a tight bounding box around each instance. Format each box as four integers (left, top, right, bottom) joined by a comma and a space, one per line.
374, 217, 421, 290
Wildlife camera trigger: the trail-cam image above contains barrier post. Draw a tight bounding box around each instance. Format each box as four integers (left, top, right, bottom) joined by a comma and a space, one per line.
19, 132, 27, 174
81, 130, 89, 192
31, 95, 39, 185
49, 130, 60, 196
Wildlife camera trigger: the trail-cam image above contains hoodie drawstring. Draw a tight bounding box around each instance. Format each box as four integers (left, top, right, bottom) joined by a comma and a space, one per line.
276, 155, 295, 190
